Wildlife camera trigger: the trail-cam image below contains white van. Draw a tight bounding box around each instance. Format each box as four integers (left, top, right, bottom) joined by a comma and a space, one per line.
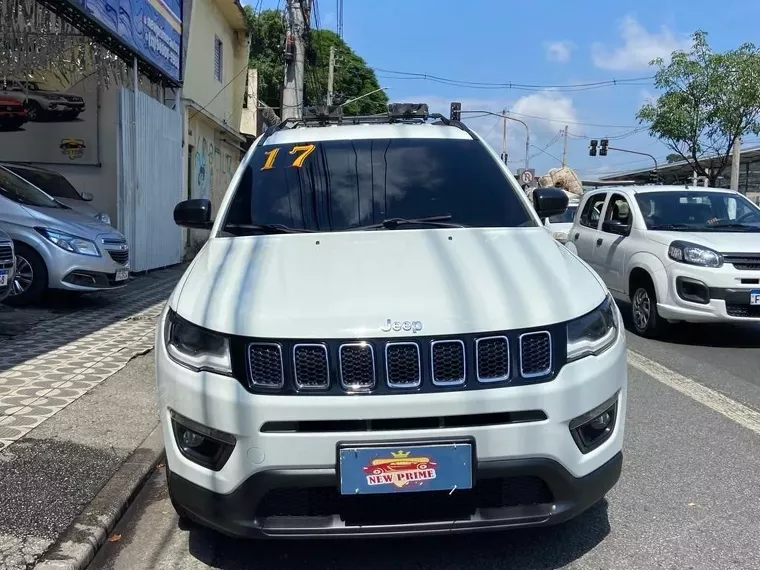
155, 104, 628, 538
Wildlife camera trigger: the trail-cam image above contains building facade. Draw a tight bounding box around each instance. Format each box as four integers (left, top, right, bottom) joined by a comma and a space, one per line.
181, 0, 250, 255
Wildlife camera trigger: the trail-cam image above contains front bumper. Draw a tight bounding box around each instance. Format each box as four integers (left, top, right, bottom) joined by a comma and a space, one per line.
168, 451, 622, 539
656, 263, 760, 323
37, 240, 130, 292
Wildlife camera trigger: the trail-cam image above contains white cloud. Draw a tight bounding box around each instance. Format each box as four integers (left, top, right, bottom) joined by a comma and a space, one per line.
409, 92, 578, 168
545, 41, 575, 63
591, 15, 690, 71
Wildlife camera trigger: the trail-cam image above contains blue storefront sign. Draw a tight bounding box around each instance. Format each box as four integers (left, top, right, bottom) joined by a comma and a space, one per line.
65, 0, 182, 83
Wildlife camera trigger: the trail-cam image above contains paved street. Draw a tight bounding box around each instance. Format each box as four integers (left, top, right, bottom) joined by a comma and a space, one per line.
0, 267, 185, 570
86, 308, 760, 570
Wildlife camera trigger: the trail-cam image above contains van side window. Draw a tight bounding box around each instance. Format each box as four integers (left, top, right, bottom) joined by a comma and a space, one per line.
579, 194, 606, 229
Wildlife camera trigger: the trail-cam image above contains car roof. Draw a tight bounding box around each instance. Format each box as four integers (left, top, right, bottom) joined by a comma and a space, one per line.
262, 122, 475, 146
582, 184, 742, 198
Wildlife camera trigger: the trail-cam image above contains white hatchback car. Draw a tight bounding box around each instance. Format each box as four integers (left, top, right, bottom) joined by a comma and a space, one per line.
566, 185, 760, 337
156, 103, 627, 539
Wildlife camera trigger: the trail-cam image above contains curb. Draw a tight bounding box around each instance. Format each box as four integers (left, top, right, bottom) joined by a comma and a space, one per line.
33, 424, 166, 570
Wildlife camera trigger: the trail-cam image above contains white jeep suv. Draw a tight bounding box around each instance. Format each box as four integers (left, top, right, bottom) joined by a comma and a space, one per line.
156, 104, 627, 538
566, 185, 760, 338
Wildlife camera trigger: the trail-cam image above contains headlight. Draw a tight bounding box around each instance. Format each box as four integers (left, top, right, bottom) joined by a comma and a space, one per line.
36, 228, 100, 256
96, 212, 112, 225
667, 240, 723, 268
165, 310, 232, 375
567, 295, 619, 362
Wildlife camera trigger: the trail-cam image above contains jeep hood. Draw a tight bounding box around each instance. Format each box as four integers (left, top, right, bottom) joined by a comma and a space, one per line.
173, 228, 607, 338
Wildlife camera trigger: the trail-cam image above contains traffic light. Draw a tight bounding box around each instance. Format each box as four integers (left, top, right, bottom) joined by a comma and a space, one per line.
450, 102, 461, 122
600, 139, 609, 156
589, 139, 598, 156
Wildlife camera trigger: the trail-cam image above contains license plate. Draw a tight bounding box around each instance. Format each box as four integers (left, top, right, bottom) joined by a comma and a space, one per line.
115, 269, 129, 282
338, 442, 473, 495
0, 270, 7, 287
751, 289, 760, 306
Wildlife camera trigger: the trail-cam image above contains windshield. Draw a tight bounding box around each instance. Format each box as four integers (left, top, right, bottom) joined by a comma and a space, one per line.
635, 191, 760, 231
6, 167, 83, 200
0, 166, 64, 208
221, 137, 536, 234
549, 204, 578, 224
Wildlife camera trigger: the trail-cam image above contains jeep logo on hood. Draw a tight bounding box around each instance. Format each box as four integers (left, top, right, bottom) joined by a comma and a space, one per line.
381, 319, 423, 334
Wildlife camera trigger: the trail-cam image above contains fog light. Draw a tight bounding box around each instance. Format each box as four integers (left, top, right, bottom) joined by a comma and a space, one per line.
569, 393, 619, 454
170, 410, 236, 471
180, 429, 205, 448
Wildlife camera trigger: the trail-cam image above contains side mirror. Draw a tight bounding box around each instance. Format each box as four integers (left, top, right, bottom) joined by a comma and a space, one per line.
174, 198, 213, 229
602, 219, 629, 236
80, 191, 94, 201
532, 187, 569, 219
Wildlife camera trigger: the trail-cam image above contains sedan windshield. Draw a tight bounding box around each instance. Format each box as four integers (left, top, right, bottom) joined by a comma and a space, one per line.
0, 166, 63, 208
635, 191, 760, 231
549, 205, 578, 224
221, 137, 536, 234
6, 167, 83, 201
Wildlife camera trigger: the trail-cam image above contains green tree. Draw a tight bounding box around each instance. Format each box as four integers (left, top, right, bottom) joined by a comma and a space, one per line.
637, 31, 760, 185
666, 153, 683, 163
243, 8, 388, 124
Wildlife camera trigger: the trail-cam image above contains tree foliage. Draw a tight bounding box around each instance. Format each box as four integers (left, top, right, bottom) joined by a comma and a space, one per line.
637, 31, 760, 184
666, 153, 683, 163
243, 8, 388, 122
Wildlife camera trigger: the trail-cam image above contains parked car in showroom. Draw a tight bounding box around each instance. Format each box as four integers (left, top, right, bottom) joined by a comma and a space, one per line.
0, 164, 129, 306
0, 80, 85, 121
0, 96, 28, 131
0, 229, 14, 302
1, 163, 111, 225
566, 185, 760, 338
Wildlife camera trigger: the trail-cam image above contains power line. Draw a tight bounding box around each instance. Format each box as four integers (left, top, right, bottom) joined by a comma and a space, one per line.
460, 109, 641, 130
372, 68, 654, 92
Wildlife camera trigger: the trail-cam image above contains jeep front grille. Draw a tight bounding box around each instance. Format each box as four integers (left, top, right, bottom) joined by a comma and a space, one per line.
240, 329, 557, 395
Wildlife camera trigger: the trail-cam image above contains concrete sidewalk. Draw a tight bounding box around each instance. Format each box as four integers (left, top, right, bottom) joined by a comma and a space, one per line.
0, 267, 184, 570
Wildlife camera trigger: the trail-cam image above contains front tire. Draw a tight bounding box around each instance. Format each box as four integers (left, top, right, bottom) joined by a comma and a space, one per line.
4, 243, 47, 306
630, 280, 664, 338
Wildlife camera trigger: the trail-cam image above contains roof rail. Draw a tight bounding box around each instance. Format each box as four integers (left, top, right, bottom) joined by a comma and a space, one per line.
260, 102, 473, 143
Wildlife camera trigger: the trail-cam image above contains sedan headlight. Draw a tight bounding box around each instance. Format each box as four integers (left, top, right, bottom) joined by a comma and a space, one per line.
668, 240, 723, 268
567, 295, 619, 362
165, 310, 232, 375
96, 212, 112, 225
36, 228, 100, 256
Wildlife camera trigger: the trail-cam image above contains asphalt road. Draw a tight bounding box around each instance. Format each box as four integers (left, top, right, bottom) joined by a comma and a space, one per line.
87, 312, 760, 570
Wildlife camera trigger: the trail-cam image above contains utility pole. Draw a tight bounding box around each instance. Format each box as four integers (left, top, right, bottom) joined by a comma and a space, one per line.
282, 0, 308, 120
501, 107, 508, 164
561, 125, 568, 167
730, 136, 741, 191
326, 45, 335, 106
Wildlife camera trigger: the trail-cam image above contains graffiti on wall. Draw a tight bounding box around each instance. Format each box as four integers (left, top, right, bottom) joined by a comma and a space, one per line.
192, 132, 237, 201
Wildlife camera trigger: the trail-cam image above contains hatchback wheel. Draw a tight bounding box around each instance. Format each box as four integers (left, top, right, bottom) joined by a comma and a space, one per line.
4, 243, 47, 306
630, 282, 663, 338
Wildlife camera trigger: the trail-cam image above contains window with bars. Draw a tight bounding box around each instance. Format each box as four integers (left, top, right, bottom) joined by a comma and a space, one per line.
214, 36, 223, 82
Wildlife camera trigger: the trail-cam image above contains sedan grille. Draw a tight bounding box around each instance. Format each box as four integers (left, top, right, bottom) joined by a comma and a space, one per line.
723, 253, 760, 271
0, 244, 12, 264
107, 249, 129, 265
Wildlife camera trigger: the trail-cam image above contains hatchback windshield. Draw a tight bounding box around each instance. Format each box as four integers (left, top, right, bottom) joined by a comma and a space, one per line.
222, 137, 536, 234
6, 167, 83, 200
549, 204, 578, 224
635, 191, 760, 231
0, 166, 63, 208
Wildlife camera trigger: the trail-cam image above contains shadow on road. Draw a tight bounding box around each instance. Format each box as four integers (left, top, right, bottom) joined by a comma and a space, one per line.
184, 501, 611, 570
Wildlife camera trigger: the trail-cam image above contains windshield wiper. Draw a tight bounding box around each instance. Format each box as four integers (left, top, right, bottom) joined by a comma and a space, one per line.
705, 223, 760, 232
649, 223, 695, 231
223, 223, 315, 235
350, 215, 464, 231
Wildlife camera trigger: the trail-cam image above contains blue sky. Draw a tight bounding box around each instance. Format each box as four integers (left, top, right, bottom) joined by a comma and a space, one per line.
246, 0, 760, 179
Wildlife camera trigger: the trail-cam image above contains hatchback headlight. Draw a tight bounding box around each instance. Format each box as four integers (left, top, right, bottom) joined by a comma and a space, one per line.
36, 228, 100, 256
567, 295, 619, 362
165, 310, 232, 375
668, 240, 722, 268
